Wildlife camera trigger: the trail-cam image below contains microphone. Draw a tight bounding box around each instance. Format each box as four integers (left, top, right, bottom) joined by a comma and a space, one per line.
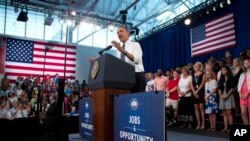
98, 45, 112, 55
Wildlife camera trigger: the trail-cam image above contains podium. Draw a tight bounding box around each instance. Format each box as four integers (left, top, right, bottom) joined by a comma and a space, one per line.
88, 53, 135, 141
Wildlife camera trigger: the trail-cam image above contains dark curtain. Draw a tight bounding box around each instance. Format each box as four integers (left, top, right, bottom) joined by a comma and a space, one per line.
140, 0, 250, 73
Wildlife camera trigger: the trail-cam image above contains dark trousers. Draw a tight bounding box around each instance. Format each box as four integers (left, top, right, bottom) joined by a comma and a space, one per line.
131, 72, 146, 93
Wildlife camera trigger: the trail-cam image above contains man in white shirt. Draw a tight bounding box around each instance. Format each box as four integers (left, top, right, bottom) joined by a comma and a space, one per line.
145, 72, 154, 92
111, 26, 145, 93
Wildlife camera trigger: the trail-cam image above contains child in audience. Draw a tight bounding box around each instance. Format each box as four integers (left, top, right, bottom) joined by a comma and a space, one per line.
205, 70, 218, 131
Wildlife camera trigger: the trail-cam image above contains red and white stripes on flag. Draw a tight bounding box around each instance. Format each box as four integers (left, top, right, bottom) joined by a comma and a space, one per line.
191, 13, 236, 57
5, 37, 76, 82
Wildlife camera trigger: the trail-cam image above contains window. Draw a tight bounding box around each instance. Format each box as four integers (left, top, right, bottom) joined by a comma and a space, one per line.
93, 27, 107, 48
72, 25, 78, 44
26, 11, 44, 40
45, 16, 62, 42
78, 22, 94, 46
107, 26, 119, 46
0, 5, 5, 34
5, 6, 25, 37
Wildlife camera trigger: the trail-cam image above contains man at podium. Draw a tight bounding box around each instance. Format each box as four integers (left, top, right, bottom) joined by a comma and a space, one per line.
111, 26, 145, 93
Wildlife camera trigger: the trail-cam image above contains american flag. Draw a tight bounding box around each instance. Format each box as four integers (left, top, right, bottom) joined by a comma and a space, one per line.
191, 13, 236, 56
5, 37, 76, 82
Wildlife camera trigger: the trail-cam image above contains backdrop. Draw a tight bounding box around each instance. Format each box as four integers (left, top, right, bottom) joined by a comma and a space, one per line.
139, 0, 250, 72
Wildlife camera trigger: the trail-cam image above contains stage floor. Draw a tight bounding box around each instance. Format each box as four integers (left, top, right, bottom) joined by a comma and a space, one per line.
69, 129, 229, 141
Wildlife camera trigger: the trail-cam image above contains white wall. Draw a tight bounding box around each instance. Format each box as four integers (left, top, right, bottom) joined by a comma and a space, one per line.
76, 45, 116, 84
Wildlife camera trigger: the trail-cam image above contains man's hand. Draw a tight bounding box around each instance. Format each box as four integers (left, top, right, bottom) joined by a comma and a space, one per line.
111, 40, 123, 52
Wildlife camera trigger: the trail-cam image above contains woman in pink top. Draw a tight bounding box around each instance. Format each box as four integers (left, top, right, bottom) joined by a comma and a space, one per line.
238, 59, 250, 125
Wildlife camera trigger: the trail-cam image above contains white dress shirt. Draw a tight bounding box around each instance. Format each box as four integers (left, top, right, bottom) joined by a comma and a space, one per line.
116, 40, 144, 72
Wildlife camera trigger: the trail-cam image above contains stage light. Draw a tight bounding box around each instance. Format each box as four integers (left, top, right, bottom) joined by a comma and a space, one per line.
135, 27, 140, 35
59, 19, 64, 24
206, 10, 210, 14
213, 6, 216, 11
44, 14, 54, 26
67, 20, 72, 26
109, 24, 114, 32
17, 9, 28, 22
184, 18, 191, 25
227, 0, 231, 5
71, 11, 76, 16
75, 21, 80, 26
220, 2, 224, 8
120, 10, 127, 24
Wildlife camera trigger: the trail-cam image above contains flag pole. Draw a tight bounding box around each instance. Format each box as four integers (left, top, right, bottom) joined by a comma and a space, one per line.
63, 26, 68, 80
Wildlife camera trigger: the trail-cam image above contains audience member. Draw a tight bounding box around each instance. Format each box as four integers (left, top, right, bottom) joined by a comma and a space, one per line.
237, 58, 250, 125
205, 70, 218, 132
191, 62, 206, 130
145, 72, 155, 92
154, 69, 169, 91
166, 70, 180, 126
178, 66, 193, 129
218, 66, 235, 132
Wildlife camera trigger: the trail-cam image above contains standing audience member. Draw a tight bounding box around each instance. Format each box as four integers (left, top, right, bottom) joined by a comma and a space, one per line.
154, 69, 169, 91
166, 70, 180, 125
217, 61, 226, 81
178, 66, 193, 129
191, 62, 206, 130
205, 62, 217, 79
145, 72, 155, 92
45, 94, 58, 133
209, 57, 220, 74
80, 84, 91, 98
223, 51, 233, 67
165, 69, 173, 80
205, 70, 218, 131
232, 58, 243, 115
237, 59, 250, 125
218, 66, 235, 132
187, 63, 194, 75
43, 74, 51, 86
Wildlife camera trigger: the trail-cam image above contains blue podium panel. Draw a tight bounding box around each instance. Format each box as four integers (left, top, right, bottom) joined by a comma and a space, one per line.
79, 98, 93, 140
114, 92, 165, 141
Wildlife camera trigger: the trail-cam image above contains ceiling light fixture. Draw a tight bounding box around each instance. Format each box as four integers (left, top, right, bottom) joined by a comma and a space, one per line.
219, 2, 224, 8
71, 11, 76, 16
184, 18, 191, 25
17, 8, 28, 22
